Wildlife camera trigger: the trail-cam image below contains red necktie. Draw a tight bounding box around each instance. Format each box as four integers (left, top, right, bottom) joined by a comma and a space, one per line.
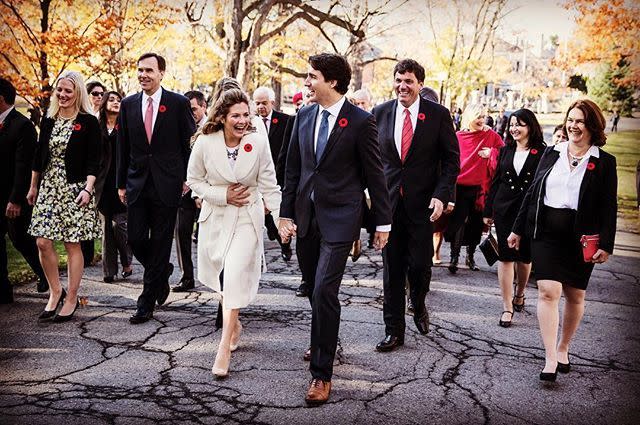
263, 117, 268, 131
400, 108, 413, 162
144, 97, 153, 143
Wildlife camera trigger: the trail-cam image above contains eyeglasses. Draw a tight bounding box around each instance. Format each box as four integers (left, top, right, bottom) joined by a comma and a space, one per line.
90, 91, 104, 97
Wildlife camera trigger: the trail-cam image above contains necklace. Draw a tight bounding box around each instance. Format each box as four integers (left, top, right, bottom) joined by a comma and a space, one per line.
226, 147, 239, 161
568, 152, 585, 167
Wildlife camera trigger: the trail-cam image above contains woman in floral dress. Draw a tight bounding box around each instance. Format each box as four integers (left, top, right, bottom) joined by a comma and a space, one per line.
27, 71, 102, 323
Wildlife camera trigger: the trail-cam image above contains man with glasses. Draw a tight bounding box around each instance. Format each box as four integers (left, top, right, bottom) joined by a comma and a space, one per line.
86, 81, 106, 116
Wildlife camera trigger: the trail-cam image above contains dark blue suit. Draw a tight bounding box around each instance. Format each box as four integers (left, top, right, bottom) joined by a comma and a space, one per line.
116, 88, 195, 312
280, 99, 391, 381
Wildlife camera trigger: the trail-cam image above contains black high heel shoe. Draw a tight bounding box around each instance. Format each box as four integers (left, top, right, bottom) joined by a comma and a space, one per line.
38, 288, 66, 321
540, 366, 558, 382
52, 297, 79, 323
498, 311, 513, 328
512, 294, 525, 312
557, 361, 571, 374
121, 269, 133, 279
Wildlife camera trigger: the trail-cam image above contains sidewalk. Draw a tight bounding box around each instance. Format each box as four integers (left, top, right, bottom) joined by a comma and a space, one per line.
1, 229, 639, 424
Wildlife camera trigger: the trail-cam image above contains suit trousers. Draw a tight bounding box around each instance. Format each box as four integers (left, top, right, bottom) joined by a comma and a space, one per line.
382, 201, 433, 337
127, 177, 178, 312
445, 185, 482, 253
296, 207, 352, 381
1, 206, 45, 289
80, 239, 95, 266
101, 212, 132, 278
174, 205, 197, 280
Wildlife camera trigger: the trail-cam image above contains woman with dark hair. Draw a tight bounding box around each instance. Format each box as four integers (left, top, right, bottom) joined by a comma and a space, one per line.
96, 91, 133, 283
446, 104, 503, 273
484, 108, 545, 327
187, 88, 281, 379
508, 99, 617, 382
26, 71, 102, 322
551, 124, 568, 145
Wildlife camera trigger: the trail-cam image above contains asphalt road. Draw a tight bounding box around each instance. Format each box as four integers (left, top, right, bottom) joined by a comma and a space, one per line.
1, 226, 639, 425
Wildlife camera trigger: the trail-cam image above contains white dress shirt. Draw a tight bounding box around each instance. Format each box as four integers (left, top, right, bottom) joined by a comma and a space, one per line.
544, 141, 600, 210
313, 96, 346, 152
513, 150, 529, 175
0, 106, 14, 124
393, 97, 420, 157
141, 87, 163, 132
197, 115, 207, 129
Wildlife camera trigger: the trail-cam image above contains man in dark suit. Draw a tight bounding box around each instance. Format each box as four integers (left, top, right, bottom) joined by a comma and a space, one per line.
117, 53, 196, 323
372, 59, 459, 352
279, 53, 392, 405
0, 78, 47, 303
253, 86, 293, 261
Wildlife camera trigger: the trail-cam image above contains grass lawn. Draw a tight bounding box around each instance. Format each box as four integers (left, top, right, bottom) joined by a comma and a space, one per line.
605, 130, 639, 232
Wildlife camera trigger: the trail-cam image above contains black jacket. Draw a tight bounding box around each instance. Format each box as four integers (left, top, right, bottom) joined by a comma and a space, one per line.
265, 110, 291, 186
0, 108, 37, 205
513, 145, 618, 253
97, 127, 126, 216
33, 113, 101, 183
372, 98, 460, 221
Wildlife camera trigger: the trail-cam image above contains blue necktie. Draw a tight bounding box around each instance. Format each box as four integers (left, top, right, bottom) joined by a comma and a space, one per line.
315, 110, 330, 162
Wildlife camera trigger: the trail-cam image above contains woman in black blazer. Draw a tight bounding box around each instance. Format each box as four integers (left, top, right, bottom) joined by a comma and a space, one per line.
508, 100, 617, 382
484, 109, 545, 328
27, 71, 102, 323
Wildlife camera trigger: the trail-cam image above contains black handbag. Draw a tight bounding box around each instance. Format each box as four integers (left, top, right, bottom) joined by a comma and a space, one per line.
479, 227, 499, 266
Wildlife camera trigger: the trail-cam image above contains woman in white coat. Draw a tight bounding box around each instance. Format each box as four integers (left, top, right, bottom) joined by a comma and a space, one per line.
187, 88, 281, 378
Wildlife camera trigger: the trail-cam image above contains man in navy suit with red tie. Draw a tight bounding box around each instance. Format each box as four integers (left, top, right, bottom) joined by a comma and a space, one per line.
372, 59, 459, 352
279, 53, 392, 405
117, 53, 196, 324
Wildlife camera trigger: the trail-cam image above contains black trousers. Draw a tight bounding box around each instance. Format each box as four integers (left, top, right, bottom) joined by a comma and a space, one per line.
296, 207, 352, 381
127, 178, 178, 312
1, 206, 45, 291
102, 211, 132, 278
445, 185, 483, 252
382, 201, 433, 337
80, 239, 94, 266
175, 204, 197, 280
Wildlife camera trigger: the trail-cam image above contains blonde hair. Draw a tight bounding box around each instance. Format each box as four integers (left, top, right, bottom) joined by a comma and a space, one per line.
460, 104, 485, 131
47, 71, 93, 118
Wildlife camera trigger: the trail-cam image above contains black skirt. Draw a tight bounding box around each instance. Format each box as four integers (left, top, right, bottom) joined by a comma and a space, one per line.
495, 216, 531, 263
531, 206, 594, 290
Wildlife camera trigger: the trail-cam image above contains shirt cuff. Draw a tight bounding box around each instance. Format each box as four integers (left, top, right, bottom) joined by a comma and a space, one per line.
376, 224, 391, 232
448, 202, 455, 207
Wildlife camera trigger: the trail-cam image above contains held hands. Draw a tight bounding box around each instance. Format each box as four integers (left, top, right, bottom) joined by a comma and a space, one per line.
507, 232, 521, 250
74, 189, 91, 207
26, 186, 38, 206
478, 147, 492, 159
226, 183, 250, 207
5, 202, 22, 219
591, 249, 610, 264
278, 218, 297, 243
373, 231, 389, 251
429, 198, 444, 222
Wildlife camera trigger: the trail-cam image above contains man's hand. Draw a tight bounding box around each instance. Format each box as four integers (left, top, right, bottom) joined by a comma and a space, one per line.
591, 249, 610, 264
226, 183, 250, 207
278, 218, 297, 243
194, 198, 202, 209
118, 188, 127, 205
429, 198, 444, 222
483, 217, 493, 225
373, 231, 389, 251
5, 202, 21, 219
507, 232, 521, 250
445, 203, 454, 214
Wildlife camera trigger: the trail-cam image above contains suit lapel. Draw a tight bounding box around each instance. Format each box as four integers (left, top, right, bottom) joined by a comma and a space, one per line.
302, 105, 318, 165
317, 101, 351, 166
234, 134, 259, 181
578, 154, 599, 206
386, 102, 401, 165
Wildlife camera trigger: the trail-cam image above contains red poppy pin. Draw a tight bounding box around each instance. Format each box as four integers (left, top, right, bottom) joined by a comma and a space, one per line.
158, 105, 167, 113
244, 144, 252, 152
417, 113, 426, 121
338, 118, 348, 128
73, 123, 82, 131
530, 148, 538, 155
586, 162, 595, 171
272, 118, 278, 124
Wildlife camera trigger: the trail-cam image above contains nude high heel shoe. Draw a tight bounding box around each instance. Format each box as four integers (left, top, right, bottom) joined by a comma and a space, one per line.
230, 321, 243, 352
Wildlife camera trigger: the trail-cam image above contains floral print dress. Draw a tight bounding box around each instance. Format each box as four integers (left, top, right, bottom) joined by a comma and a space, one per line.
29, 118, 102, 242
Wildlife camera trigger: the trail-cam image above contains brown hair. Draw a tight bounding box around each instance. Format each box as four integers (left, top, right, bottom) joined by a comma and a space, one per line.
201, 89, 250, 135
563, 99, 607, 146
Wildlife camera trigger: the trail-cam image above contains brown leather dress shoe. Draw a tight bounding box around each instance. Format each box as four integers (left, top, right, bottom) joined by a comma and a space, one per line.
305, 378, 331, 406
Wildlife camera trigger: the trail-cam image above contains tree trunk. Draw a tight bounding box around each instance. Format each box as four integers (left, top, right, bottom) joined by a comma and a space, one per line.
225, 0, 243, 77
38, 0, 52, 119
271, 76, 282, 110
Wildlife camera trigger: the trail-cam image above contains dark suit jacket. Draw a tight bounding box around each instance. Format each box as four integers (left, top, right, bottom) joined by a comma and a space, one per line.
280, 100, 392, 243
33, 113, 101, 183
372, 98, 459, 221
266, 110, 291, 186
116, 88, 196, 207
276, 114, 295, 186
513, 145, 618, 253
484, 143, 542, 222
97, 127, 126, 216
0, 108, 37, 206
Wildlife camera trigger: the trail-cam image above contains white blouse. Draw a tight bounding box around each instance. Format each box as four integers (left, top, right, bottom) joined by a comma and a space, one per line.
513, 150, 529, 175
543, 142, 600, 210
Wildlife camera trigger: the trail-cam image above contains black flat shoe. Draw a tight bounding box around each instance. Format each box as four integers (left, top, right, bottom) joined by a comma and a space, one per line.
103, 275, 115, 283
172, 278, 195, 292
375, 335, 404, 352
539, 369, 557, 382
295, 282, 308, 297
465, 256, 479, 271
38, 288, 66, 321
413, 311, 430, 334
121, 269, 133, 279
129, 310, 153, 324
557, 361, 571, 374
157, 263, 173, 306
448, 256, 459, 274
499, 311, 513, 328
52, 297, 78, 323
512, 294, 525, 312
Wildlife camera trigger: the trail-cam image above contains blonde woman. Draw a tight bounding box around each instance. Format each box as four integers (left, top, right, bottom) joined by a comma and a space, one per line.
27, 71, 102, 322
187, 89, 281, 379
